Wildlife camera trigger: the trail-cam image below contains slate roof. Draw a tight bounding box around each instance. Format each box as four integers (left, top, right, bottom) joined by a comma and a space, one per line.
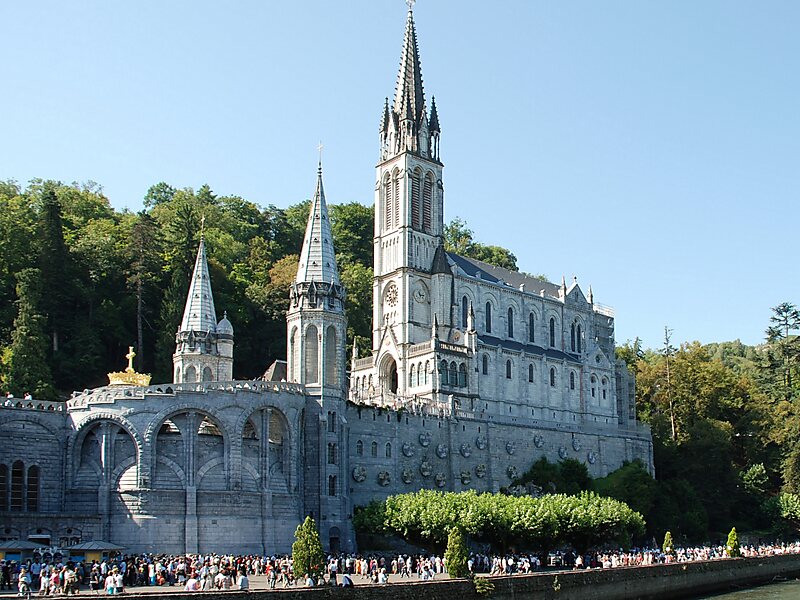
296, 165, 341, 286
393, 7, 426, 124
478, 335, 583, 365
179, 238, 218, 334
447, 253, 560, 298
66, 540, 126, 551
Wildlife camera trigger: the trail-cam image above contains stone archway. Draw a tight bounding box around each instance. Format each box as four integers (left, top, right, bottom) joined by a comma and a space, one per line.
380, 355, 398, 395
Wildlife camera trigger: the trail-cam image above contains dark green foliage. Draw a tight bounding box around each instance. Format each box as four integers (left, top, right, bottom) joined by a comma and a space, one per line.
444, 528, 470, 578
512, 456, 591, 495
593, 460, 657, 519
444, 217, 520, 272
292, 516, 325, 580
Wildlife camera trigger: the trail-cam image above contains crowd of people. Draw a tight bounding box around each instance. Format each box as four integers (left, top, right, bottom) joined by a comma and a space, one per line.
1, 541, 799, 594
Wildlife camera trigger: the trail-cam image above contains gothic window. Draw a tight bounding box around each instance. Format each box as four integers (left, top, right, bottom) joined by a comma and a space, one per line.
393, 169, 401, 228
371, 441, 378, 458
529, 313, 535, 343
423, 360, 430, 385
356, 440, 363, 456
0, 464, 7, 512
570, 323, 576, 352
591, 375, 597, 398
184, 365, 196, 383
417, 362, 423, 386
602, 377, 608, 400
202, 366, 213, 382
305, 325, 319, 383
327, 443, 337, 465
528, 364, 534, 383
383, 173, 392, 230
458, 363, 467, 387
411, 168, 422, 229
449, 361, 458, 386
328, 412, 337, 433
385, 442, 392, 458
549, 318, 556, 348
506, 360, 512, 379
577, 324, 582, 353
462, 296, 469, 328
508, 307, 514, 338
440, 360, 448, 386
422, 173, 433, 232
570, 371, 576, 390
550, 367, 556, 387
485, 302, 492, 333
290, 327, 299, 381
482, 354, 489, 375
325, 326, 337, 386
409, 364, 416, 387
10, 461, 23, 512
328, 475, 337, 497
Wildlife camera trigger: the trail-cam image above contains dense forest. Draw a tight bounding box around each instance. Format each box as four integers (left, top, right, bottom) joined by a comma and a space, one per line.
1, 179, 798, 542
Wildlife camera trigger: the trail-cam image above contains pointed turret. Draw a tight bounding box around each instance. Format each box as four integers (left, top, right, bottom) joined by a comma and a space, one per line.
393, 6, 426, 124
295, 163, 341, 289
173, 238, 234, 383
179, 238, 217, 334
429, 96, 440, 133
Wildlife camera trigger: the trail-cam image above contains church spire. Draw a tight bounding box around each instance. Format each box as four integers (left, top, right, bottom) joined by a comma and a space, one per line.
393, 5, 426, 125
296, 162, 341, 287
179, 237, 217, 334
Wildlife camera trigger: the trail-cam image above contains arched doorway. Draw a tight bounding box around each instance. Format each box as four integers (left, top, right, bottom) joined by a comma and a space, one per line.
382, 357, 398, 394
329, 526, 341, 554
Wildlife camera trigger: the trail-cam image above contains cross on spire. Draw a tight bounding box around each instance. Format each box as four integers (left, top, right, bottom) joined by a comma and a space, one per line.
406, 0, 415, 9
317, 141, 324, 169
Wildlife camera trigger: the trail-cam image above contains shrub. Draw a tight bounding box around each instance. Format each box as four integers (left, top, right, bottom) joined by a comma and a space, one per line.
726, 527, 740, 558
292, 516, 325, 580
444, 527, 470, 578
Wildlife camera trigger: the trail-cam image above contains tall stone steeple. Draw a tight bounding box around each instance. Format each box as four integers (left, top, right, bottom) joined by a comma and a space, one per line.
287, 163, 347, 387
173, 237, 234, 383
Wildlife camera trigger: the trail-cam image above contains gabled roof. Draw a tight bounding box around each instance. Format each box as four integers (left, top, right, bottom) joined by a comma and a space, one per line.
478, 335, 583, 365
296, 165, 341, 286
447, 253, 560, 298
66, 540, 126, 551
179, 238, 217, 334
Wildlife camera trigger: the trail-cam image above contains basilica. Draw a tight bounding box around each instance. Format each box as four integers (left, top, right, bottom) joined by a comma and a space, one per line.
0, 6, 652, 556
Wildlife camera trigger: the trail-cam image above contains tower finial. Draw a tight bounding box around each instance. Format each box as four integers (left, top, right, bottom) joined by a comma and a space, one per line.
200, 213, 206, 238
317, 141, 324, 171
406, 0, 415, 10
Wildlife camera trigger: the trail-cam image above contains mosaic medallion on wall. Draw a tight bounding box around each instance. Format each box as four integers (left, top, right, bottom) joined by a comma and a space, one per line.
558, 446, 568, 459
533, 434, 544, 448
475, 435, 488, 450
572, 437, 582, 452
402, 442, 415, 457
419, 460, 432, 477
507, 465, 518, 479
377, 470, 391, 487
460, 470, 472, 485
402, 468, 414, 484
436, 443, 448, 459
506, 441, 516, 455
460, 443, 472, 458
434, 473, 446, 488
587, 451, 597, 465
419, 432, 431, 447
475, 463, 487, 478
352, 466, 367, 483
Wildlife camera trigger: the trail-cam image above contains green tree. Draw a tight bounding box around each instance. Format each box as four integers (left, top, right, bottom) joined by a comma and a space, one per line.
765, 303, 800, 401
292, 516, 325, 581
444, 527, 470, 578
662, 531, 674, 556
0, 269, 55, 399
593, 460, 657, 519
444, 217, 519, 271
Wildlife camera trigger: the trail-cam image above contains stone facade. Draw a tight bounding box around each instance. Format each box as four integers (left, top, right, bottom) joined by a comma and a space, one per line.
0, 6, 651, 555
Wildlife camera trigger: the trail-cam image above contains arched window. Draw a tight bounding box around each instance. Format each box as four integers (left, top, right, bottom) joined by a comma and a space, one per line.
602, 377, 608, 400
305, 325, 319, 383
577, 324, 582, 353
591, 375, 597, 398
26, 465, 39, 512
10, 460, 23, 512
411, 168, 422, 229
449, 361, 458, 386
458, 363, 467, 387
440, 360, 449, 386
549, 368, 556, 387
529, 313, 535, 343
462, 296, 469, 328
393, 170, 401, 227
325, 326, 338, 386
570, 323, 576, 352
508, 307, 514, 338
422, 173, 434, 232
485, 302, 492, 333
417, 362, 423, 386
327, 443, 337, 465
0, 464, 7, 512
549, 318, 556, 348
371, 441, 378, 457
570, 371, 576, 390
482, 354, 489, 375
423, 360, 430, 385
184, 365, 196, 383
528, 364, 534, 383
356, 440, 363, 456
385, 442, 392, 458
328, 475, 337, 497
328, 412, 337, 433
506, 360, 512, 379
409, 364, 416, 387
383, 173, 392, 230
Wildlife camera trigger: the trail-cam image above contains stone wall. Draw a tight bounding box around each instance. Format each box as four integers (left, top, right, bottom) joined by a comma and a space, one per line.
113, 555, 800, 600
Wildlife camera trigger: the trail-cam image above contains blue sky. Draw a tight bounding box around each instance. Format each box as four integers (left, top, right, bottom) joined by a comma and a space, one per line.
2, 1, 798, 350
